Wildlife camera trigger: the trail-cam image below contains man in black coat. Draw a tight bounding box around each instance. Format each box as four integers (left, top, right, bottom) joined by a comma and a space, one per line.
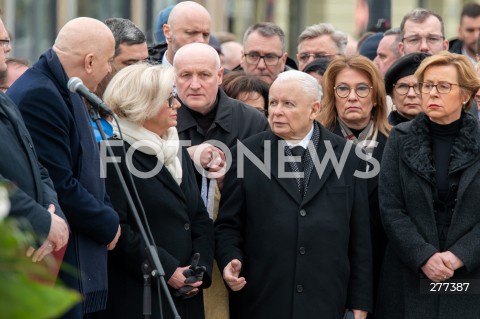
0, 16, 68, 262
215, 70, 373, 319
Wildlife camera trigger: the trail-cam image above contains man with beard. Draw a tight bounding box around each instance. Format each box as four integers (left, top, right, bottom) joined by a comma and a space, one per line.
449, 3, 480, 64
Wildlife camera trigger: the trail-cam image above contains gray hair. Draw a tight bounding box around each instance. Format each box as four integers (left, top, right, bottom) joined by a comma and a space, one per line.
105, 18, 146, 57
400, 8, 445, 37
297, 23, 347, 54
274, 70, 323, 101
243, 22, 286, 52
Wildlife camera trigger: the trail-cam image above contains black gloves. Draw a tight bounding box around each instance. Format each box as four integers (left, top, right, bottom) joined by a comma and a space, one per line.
173, 253, 206, 300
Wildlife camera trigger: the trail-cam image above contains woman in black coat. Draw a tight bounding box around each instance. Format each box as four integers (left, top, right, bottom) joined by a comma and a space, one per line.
94, 63, 214, 319
377, 52, 480, 319
319, 55, 391, 316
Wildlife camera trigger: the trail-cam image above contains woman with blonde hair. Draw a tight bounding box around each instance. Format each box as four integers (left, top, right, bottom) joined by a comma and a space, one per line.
377, 51, 480, 319
319, 54, 391, 313
95, 63, 214, 319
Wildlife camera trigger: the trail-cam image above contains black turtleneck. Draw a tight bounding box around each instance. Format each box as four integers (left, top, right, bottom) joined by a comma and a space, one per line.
186, 103, 218, 136
430, 117, 461, 199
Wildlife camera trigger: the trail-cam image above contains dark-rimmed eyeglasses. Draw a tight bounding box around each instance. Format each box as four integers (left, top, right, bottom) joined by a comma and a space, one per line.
167, 92, 177, 108
402, 35, 444, 47
297, 52, 337, 62
0, 39, 11, 49
244, 52, 282, 66
393, 83, 420, 95
418, 82, 459, 94
334, 84, 372, 98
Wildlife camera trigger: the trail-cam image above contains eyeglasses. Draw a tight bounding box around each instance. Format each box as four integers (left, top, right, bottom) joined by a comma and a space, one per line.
0, 39, 10, 49
244, 52, 282, 66
167, 91, 177, 108
393, 83, 420, 95
402, 35, 444, 47
418, 82, 459, 94
297, 52, 337, 63
334, 84, 372, 98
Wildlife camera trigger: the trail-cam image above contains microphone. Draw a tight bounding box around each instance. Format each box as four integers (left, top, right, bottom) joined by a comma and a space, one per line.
67, 77, 114, 116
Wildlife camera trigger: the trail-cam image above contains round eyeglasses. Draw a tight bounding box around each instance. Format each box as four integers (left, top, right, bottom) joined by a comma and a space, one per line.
393, 83, 420, 95
334, 84, 372, 98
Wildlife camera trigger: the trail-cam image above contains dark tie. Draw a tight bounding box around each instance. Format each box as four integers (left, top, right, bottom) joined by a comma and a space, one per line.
289, 145, 305, 196
290, 146, 305, 172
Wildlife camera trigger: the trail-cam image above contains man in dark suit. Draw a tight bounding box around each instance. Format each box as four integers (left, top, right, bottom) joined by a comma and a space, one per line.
8, 17, 120, 319
0, 16, 68, 262
215, 70, 373, 319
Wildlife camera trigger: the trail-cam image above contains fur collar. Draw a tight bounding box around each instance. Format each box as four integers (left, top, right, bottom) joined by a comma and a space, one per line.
397, 112, 480, 183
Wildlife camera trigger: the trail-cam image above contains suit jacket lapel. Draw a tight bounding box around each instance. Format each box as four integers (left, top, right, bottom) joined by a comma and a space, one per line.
302, 126, 337, 206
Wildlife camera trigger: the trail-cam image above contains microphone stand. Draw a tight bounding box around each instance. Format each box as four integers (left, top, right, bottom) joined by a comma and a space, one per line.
90, 107, 181, 319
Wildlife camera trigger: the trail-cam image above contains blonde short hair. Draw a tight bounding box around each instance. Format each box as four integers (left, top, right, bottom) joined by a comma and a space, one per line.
103, 63, 175, 125
415, 51, 480, 111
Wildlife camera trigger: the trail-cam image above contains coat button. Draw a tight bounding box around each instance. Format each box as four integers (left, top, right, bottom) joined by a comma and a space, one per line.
296, 285, 303, 293
299, 247, 306, 255
299, 209, 306, 217
184, 223, 190, 230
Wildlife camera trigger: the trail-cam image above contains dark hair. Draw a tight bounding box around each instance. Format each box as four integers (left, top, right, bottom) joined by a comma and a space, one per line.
400, 8, 445, 37
302, 57, 331, 77
461, 3, 480, 22
221, 71, 269, 115
105, 18, 146, 57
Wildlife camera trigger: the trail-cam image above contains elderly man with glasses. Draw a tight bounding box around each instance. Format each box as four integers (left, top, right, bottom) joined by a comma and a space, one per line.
296, 23, 347, 71
399, 8, 449, 56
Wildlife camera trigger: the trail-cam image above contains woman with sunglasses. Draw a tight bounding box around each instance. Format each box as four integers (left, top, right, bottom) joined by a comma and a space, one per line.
96, 63, 214, 319
319, 54, 391, 318
377, 52, 480, 318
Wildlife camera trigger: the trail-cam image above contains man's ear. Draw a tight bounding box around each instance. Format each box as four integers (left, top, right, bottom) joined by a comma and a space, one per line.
163, 24, 172, 43
84, 53, 94, 74
310, 100, 321, 120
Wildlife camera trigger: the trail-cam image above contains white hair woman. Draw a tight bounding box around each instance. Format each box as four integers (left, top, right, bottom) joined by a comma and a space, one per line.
98, 63, 214, 319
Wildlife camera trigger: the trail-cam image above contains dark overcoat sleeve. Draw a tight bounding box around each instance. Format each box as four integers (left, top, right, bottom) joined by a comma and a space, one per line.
14, 85, 119, 245
379, 128, 438, 272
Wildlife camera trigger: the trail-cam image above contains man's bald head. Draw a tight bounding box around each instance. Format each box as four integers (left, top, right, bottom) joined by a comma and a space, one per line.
174, 43, 223, 114
167, 1, 210, 28
163, 1, 211, 64
174, 42, 220, 69
53, 17, 114, 91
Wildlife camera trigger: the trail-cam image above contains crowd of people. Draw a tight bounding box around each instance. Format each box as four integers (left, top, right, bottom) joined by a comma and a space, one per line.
1, 1, 480, 319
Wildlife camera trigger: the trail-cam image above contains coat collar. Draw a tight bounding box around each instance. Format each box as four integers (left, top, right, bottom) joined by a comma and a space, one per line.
397, 112, 480, 183
177, 89, 233, 136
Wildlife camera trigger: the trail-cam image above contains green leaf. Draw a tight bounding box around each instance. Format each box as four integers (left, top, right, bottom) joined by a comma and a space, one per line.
0, 273, 80, 319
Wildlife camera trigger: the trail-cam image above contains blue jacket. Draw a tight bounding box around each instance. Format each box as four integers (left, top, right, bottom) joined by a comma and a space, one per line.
8, 48, 119, 315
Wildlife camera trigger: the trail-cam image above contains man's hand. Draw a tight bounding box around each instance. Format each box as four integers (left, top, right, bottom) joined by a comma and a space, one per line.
26, 204, 69, 262
352, 309, 368, 319
421, 252, 454, 282
107, 225, 121, 250
223, 259, 246, 291
168, 265, 203, 297
188, 143, 226, 179
46, 204, 69, 251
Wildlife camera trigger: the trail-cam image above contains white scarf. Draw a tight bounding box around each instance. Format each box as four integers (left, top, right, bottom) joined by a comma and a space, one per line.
112, 118, 183, 185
